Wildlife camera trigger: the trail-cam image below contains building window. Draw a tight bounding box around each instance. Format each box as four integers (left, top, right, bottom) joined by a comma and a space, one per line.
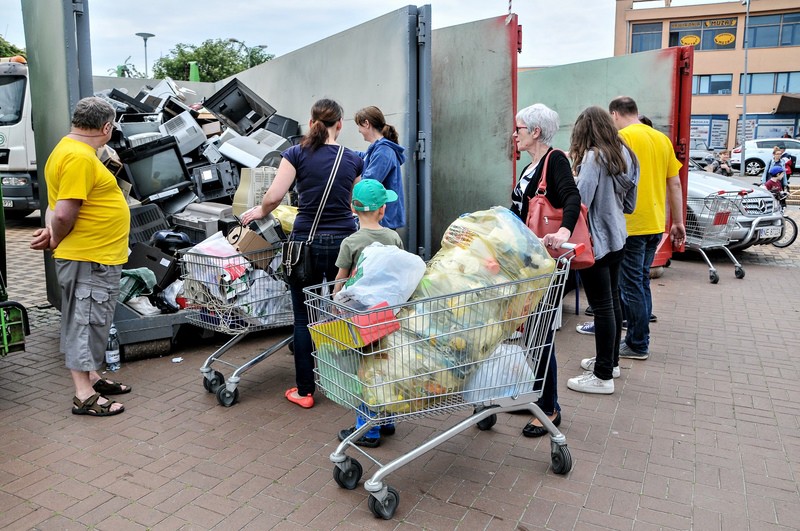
740, 71, 800, 94
669, 18, 737, 50
748, 13, 800, 48
693, 74, 732, 95
631, 22, 662, 53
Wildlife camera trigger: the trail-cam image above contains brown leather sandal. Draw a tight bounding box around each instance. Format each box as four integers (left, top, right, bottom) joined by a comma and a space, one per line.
71, 393, 125, 416
92, 378, 132, 395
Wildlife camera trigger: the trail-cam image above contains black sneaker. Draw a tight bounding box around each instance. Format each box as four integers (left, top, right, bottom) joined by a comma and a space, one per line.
338, 426, 380, 448
584, 306, 594, 316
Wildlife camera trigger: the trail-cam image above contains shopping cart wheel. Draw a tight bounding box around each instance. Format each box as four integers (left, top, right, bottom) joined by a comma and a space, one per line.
204, 370, 225, 393
332, 458, 362, 490
216, 385, 239, 407
709, 271, 719, 284
551, 445, 572, 475
734, 266, 745, 279
368, 486, 400, 520
476, 414, 497, 431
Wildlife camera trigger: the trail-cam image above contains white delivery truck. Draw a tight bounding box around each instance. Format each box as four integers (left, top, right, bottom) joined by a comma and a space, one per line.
0, 56, 38, 218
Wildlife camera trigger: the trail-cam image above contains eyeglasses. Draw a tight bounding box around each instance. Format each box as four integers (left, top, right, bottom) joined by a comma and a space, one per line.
513, 126, 528, 135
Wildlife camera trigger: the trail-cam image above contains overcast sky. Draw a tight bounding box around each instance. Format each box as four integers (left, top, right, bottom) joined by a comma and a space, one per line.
1, 0, 619, 75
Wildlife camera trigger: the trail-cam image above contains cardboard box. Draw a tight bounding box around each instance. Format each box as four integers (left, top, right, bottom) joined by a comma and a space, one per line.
226, 226, 274, 269
125, 243, 179, 291
201, 121, 222, 137
309, 302, 400, 350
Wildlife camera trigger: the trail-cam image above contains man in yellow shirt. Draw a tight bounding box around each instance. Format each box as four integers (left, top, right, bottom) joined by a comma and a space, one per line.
30, 97, 131, 416
609, 96, 685, 360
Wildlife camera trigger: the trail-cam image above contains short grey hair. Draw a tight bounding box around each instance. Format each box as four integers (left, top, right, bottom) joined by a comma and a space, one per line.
516, 103, 560, 146
71, 96, 116, 130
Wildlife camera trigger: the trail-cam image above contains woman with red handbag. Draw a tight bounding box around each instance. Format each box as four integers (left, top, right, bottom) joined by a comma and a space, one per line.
565, 107, 639, 395
511, 103, 581, 438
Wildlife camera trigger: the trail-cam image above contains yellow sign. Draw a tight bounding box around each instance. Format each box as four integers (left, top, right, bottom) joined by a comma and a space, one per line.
680, 35, 701, 46
714, 32, 736, 45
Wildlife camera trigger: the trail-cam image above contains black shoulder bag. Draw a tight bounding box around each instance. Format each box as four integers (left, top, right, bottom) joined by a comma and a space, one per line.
282, 145, 344, 285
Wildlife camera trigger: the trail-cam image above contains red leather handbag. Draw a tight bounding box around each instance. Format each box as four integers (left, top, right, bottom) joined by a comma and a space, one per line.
525, 150, 595, 269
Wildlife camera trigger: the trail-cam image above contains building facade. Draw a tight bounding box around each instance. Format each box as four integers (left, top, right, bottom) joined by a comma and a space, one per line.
614, 0, 800, 150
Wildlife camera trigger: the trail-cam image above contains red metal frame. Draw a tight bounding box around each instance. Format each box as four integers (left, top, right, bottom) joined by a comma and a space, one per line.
652, 45, 693, 268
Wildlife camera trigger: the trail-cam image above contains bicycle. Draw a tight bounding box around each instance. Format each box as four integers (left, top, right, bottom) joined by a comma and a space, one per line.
771, 191, 797, 248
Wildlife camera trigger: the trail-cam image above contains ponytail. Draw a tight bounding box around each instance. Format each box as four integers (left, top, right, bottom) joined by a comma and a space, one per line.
300, 98, 343, 151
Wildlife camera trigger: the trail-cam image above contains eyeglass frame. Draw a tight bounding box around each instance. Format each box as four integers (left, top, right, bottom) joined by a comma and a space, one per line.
513, 125, 539, 136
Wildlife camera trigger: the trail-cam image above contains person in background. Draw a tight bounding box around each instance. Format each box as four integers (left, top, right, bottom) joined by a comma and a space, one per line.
30, 96, 132, 416
334, 179, 403, 447
765, 165, 788, 211
241, 98, 363, 409
353, 106, 406, 229
705, 150, 733, 177
565, 106, 639, 394
511, 103, 581, 437
762, 147, 789, 188
609, 96, 685, 361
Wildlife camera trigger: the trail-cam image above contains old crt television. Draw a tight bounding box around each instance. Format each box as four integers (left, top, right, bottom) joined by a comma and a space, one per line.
118, 137, 192, 201
203, 78, 276, 135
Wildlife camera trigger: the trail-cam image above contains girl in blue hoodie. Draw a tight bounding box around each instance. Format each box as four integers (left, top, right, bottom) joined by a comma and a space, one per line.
354, 106, 407, 229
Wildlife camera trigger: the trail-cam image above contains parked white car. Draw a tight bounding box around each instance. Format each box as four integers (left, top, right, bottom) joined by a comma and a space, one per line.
686, 159, 783, 250
730, 138, 800, 176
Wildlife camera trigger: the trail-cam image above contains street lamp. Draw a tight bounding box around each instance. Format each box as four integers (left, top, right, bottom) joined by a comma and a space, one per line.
740, 0, 750, 175
135, 32, 155, 78
228, 38, 268, 68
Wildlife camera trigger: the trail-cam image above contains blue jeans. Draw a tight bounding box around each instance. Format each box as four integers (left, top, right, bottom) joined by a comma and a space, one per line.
619, 234, 660, 354
580, 249, 624, 379
355, 405, 394, 439
288, 234, 350, 396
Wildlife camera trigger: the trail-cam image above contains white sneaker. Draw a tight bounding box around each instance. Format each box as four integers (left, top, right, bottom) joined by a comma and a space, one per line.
567, 372, 615, 394
580, 357, 621, 378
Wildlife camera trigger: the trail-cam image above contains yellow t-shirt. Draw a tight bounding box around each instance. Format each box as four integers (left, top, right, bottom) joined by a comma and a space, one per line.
45, 137, 130, 264
618, 124, 682, 236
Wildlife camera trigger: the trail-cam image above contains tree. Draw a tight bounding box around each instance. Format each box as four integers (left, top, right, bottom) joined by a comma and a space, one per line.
0, 36, 26, 59
151, 38, 273, 82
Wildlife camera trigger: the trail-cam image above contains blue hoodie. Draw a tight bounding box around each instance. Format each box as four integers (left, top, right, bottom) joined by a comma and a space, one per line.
358, 137, 407, 229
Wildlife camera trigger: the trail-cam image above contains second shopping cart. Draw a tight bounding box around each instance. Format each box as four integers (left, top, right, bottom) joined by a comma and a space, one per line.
685, 190, 747, 283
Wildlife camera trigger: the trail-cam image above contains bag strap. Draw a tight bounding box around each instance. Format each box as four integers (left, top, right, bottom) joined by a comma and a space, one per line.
307, 145, 344, 244
535, 148, 563, 196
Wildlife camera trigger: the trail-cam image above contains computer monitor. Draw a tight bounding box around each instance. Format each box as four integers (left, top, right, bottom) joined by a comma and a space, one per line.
119, 137, 192, 201
159, 111, 206, 155
203, 78, 276, 135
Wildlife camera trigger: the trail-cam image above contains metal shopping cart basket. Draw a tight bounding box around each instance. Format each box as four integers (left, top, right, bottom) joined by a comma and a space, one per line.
685, 190, 747, 283
180, 244, 293, 406
304, 245, 581, 519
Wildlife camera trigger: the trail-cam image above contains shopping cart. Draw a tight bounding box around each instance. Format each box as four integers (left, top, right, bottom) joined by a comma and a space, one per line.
304, 245, 581, 519
685, 190, 747, 283
180, 244, 293, 406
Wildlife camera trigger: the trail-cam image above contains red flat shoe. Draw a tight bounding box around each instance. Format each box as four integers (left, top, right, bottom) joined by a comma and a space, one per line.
285, 387, 314, 408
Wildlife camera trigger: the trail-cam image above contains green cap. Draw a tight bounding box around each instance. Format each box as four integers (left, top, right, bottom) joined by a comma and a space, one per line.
352, 179, 398, 211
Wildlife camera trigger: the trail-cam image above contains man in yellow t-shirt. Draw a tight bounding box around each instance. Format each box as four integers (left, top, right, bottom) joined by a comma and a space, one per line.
609, 96, 685, 360
30, 97, 131, 417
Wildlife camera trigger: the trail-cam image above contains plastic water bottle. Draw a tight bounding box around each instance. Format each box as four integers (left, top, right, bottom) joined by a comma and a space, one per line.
105, 324, 121, 372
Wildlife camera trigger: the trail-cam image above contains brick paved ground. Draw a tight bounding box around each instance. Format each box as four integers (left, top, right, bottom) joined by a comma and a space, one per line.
1, 210, 799, 530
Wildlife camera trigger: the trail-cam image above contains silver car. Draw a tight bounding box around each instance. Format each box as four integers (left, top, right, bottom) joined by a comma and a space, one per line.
686, 159, 783, 250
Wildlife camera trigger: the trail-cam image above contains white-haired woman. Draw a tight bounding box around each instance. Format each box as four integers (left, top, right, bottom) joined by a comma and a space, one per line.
511, 103, 581, 438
